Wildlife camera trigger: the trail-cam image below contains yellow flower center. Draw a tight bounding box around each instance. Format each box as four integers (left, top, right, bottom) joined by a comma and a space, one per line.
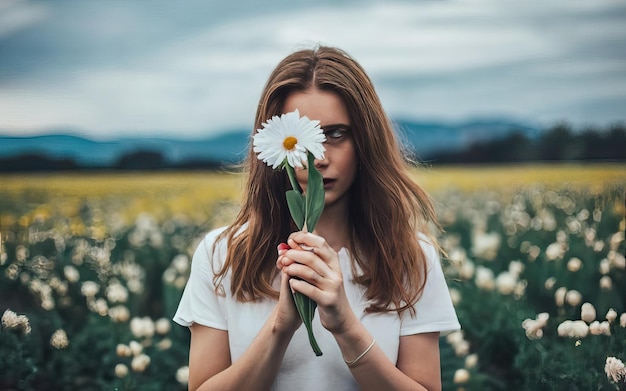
283, 136, 298, 151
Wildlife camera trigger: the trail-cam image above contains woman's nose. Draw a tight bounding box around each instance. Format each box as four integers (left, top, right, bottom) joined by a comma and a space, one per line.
314, 154, 328, 169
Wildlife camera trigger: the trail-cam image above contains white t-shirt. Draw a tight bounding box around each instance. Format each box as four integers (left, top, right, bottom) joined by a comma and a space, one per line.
174, 227, 460, 390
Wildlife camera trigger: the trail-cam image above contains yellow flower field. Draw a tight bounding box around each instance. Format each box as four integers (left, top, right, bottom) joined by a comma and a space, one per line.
0, 163, 625, 390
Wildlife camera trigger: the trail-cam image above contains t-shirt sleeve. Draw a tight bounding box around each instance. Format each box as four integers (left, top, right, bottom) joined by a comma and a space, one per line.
173, 229, 228, 330
400, 238, 461, 336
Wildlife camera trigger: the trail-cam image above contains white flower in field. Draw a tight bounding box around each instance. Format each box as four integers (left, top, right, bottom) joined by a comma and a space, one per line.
557, 320, 589, 338
593, 240, 605, 252
253, 109, 326, 169
571, 320, 589, 338
599, 258, 610, 275
593, 209, 602, 222
88, 298, 108, 316
115, 363, 129, 378
50, 329, 69, 349
130, 316, 155, 339
16, 245, 29, 262
169, 276, 184, 289
567, 257, 582, 272
129, 340, 143, 356
454, 340, 470, 356
63, 265, 80, 283
448, 248, 467, 264
589, 321, 602, 335
584, 227, 596, 246
609, 231, 625, 251
605, 356, 626, 384
127, 279, 143, 294
108, 305, 130, 323
600, 276, 612, 290
557, 320, 572, 337
80, 281, 99, 297
162, 268, 177, 285
157, 338, 172, 350
116, 344, 132, 357
445, 330, 470, 356
105, 280, 128, 303
176, 366, 190, 385
620, 313, 626, 328
172, 254, 190, 274
527, 245, 540, 262
131, 353, 151, 372
459, 259, 475, 280
449, 288, 461, 306
1, 309, 19, 329
545, 242, 565, 261
105, 281, 129, 303
465, 353, 478, 369
589, 321, 611, 336
544, 277, 556, 290
453, 368, 470, 384
41, 297, 55, 311
508, 260, 524, 277
566, 217, 581, 234
446, 330, 464, 346
522, 312, 549, 340
606, 308, 617, 323
512, 279, 526, 298
581, 303, 596, 323
600, 321, 611, 336
1, 309, 31, 334
565, 290, 582, 307
149, 231, 163, 248
555, 287, 567, 307
471, 231, 500, 261
155, 318, 171, 335
610, 250, 626, 270
475, 266, 495, 291
495, 271, 517, 295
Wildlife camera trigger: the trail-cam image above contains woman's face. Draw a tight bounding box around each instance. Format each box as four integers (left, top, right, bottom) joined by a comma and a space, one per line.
283, 87, 358, 210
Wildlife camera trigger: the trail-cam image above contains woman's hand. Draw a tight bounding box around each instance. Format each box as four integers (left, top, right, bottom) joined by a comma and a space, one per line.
273, 245, 302, 335
278, 231, 357, 335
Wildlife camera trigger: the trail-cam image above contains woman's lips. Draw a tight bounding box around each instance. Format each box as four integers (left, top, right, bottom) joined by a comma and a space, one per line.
323, 178, 336, 189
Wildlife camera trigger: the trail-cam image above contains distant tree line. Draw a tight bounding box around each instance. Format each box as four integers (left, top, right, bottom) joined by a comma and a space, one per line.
426, 122, 626, 164
1, 122, 624, 172
0, 150, 226, 172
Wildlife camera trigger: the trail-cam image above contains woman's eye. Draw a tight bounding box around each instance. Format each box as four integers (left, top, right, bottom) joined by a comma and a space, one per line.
323, 127, 350, 143
326, 129, 345, 139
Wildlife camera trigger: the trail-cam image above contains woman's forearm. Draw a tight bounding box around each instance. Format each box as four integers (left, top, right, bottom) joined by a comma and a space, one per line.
332, 321, 435, 391
193, 309, 295, 391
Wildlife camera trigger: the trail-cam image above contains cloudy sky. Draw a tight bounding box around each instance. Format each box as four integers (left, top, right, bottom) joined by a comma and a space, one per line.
1, 0, 625, 139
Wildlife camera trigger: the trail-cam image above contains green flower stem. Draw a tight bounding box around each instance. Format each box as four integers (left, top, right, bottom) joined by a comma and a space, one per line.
293, 291, 323, 356
284, 163, 300, 193
283, 154, 324, 356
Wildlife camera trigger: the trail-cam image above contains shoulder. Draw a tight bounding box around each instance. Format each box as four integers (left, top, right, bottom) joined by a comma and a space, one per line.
191, 226, 229, 274
416, 232, 440, 269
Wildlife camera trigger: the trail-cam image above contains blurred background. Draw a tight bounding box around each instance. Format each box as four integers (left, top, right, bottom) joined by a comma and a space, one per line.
1, 0, 625, 168
1, 1, 625, 390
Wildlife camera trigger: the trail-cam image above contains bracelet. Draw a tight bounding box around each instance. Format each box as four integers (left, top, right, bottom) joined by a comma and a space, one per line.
344, 338, 376, 368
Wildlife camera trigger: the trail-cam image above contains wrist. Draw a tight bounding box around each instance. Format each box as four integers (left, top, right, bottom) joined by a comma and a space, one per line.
329, 311, 359, 336
270, 307, 300, 337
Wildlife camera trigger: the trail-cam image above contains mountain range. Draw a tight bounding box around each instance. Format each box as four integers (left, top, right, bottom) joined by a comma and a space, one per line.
0, 119, 540, 167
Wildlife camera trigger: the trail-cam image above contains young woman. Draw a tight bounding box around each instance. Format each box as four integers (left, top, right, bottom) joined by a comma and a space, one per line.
174, 46, 460, 391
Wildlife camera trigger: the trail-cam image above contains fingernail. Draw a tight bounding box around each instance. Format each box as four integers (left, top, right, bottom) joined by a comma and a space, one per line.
278, 242, 290, 255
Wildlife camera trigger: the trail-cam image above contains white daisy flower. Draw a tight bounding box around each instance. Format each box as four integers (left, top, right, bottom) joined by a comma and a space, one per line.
253, 109, 326, 169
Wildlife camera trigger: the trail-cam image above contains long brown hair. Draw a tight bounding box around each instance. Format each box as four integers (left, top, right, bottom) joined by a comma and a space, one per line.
214, 46, 439, 315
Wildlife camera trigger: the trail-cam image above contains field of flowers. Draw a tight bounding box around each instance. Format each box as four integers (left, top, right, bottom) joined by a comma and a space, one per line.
1, 164, 625, 390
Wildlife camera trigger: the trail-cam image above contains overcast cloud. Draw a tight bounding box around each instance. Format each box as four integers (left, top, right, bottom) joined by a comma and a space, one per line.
0, 0, 625, 139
